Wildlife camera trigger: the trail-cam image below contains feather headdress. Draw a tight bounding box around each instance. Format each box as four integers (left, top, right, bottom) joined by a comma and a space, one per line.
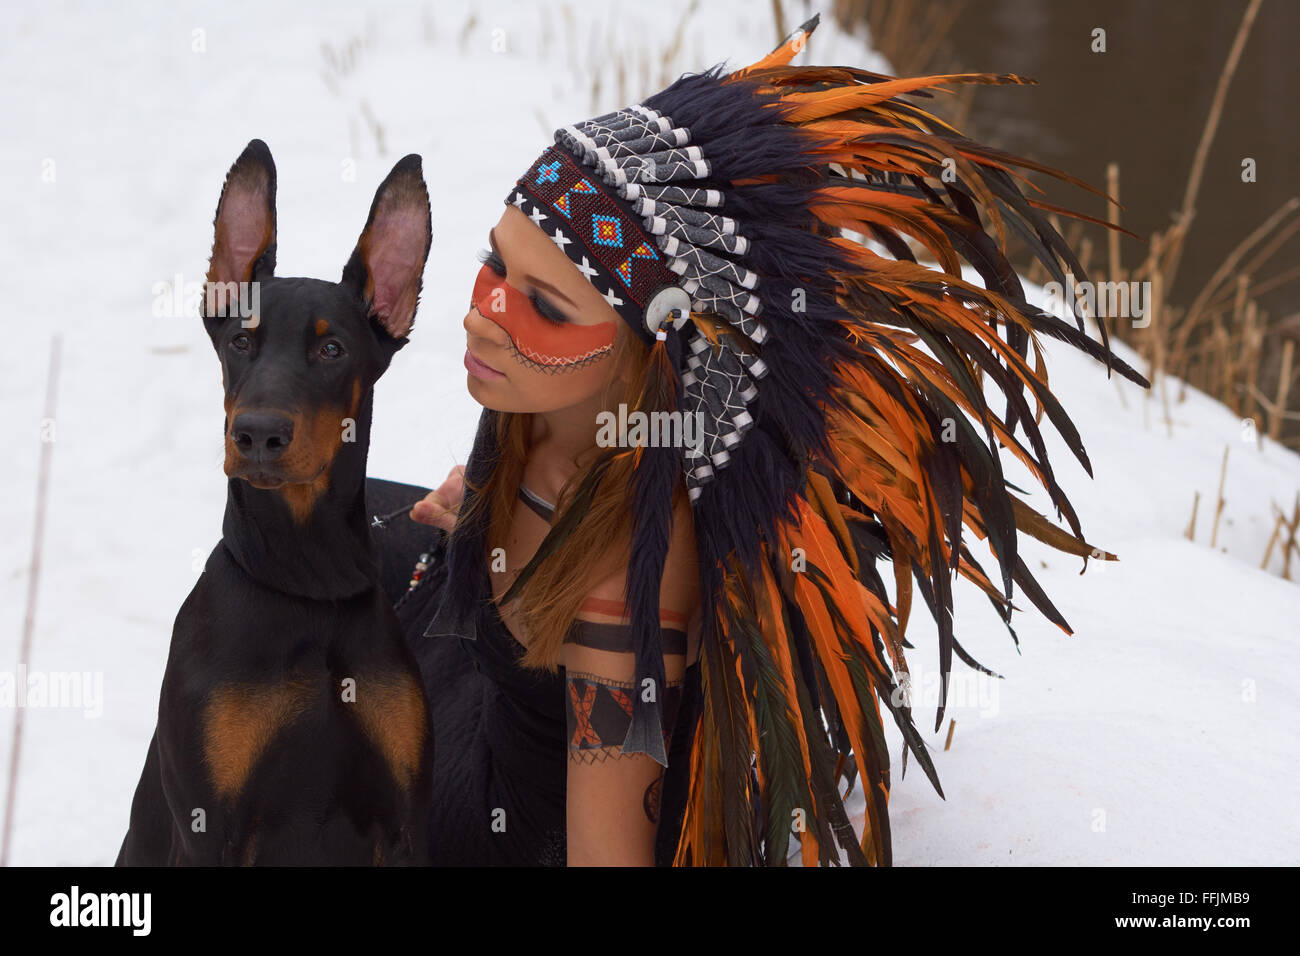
445, 13, 1149, 865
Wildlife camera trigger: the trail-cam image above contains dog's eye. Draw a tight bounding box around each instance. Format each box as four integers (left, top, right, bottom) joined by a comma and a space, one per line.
319, 340, 345, 360
230, 333, 251, 353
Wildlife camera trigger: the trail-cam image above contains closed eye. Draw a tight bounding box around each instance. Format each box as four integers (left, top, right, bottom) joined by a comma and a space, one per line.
475, 247, 570, 325
529, 290, 570, 325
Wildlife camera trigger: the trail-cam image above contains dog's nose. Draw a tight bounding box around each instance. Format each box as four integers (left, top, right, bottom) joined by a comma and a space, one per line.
231, 411, 294, 462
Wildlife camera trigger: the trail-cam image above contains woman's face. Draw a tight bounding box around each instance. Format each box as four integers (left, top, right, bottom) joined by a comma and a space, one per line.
462, 204, 624, 413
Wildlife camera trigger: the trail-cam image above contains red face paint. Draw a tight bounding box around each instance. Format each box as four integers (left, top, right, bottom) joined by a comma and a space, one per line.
470, 264, 616, 369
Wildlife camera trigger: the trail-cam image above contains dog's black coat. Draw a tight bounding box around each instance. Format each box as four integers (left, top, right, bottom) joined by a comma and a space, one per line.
117, 140, 435, 865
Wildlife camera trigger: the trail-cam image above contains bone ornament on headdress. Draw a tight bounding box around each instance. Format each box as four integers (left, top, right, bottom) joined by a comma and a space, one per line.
493, 14, 1150, 864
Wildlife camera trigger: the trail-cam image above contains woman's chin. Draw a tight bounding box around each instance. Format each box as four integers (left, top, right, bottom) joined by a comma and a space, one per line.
466, 374, 522, 412
465, 373, 493, 404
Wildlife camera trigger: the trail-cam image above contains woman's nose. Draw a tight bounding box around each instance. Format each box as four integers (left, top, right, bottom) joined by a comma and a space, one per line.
463, 303, 509, 344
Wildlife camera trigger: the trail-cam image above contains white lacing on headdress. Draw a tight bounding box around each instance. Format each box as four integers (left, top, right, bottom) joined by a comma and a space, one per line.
555, 105, 774, 502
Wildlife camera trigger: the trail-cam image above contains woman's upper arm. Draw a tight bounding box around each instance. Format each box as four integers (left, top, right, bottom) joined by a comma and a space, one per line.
559, 500, 699, 866
560, 596, 690, 866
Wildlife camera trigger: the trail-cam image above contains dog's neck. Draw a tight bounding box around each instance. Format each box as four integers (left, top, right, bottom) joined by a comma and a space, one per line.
220, 400, 377, 601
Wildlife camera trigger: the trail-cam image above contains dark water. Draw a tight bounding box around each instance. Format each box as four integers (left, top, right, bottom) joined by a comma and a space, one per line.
936, 0, 1298, 325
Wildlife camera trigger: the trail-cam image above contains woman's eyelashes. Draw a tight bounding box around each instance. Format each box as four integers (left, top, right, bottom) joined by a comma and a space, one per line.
474, 248, 570, 326
476, 247, 506, 276
528, 290, 569, 326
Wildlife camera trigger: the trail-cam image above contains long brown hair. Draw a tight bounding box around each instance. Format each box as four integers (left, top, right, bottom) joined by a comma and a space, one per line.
455, 321, 686, 671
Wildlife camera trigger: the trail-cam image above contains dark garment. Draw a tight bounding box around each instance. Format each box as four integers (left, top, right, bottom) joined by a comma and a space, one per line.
364, 477, 702, 866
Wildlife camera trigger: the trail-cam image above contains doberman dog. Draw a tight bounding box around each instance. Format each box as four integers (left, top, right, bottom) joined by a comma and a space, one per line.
117, 140, 435, 865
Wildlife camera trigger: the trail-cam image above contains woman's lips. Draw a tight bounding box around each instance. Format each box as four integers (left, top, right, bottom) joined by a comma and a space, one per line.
464, 348, 505, 380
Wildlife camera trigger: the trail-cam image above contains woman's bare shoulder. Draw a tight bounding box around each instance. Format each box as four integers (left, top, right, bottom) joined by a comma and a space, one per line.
580, 493, 697, 610
558, 492, 700, 678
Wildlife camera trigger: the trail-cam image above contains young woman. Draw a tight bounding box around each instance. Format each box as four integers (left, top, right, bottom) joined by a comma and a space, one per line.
367, 15, 1149, 866
369, 198, 703, 866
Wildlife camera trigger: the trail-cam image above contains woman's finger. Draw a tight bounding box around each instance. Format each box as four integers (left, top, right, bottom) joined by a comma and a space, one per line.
410, 490, 451, 527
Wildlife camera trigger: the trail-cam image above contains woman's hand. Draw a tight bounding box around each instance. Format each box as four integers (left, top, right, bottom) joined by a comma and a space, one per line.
409, 465, 466, 532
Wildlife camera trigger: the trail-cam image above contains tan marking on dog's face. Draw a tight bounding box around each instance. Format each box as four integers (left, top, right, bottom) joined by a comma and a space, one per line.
223, 379, 365, 524
273, 378, 363, 522
314, 318, 330, 336
224, 401, 342, 487
349, 671, 428, 790
202, 680, 315, 801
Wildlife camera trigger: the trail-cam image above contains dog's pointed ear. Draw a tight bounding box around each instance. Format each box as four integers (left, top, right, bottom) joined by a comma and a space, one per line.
207, 139, 277, 289
341, 154, 432, 342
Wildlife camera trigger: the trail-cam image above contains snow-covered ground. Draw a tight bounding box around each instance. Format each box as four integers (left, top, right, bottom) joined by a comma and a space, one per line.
0, 0, 1295, 866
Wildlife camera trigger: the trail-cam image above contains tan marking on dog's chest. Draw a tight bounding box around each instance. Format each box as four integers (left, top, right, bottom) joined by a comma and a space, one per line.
277, 472, 331, 524
348, 672, 427, 790
202, 680, 316, 800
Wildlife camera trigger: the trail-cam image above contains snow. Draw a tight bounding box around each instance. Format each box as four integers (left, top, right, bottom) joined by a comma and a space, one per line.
0, 0, 1295, 866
